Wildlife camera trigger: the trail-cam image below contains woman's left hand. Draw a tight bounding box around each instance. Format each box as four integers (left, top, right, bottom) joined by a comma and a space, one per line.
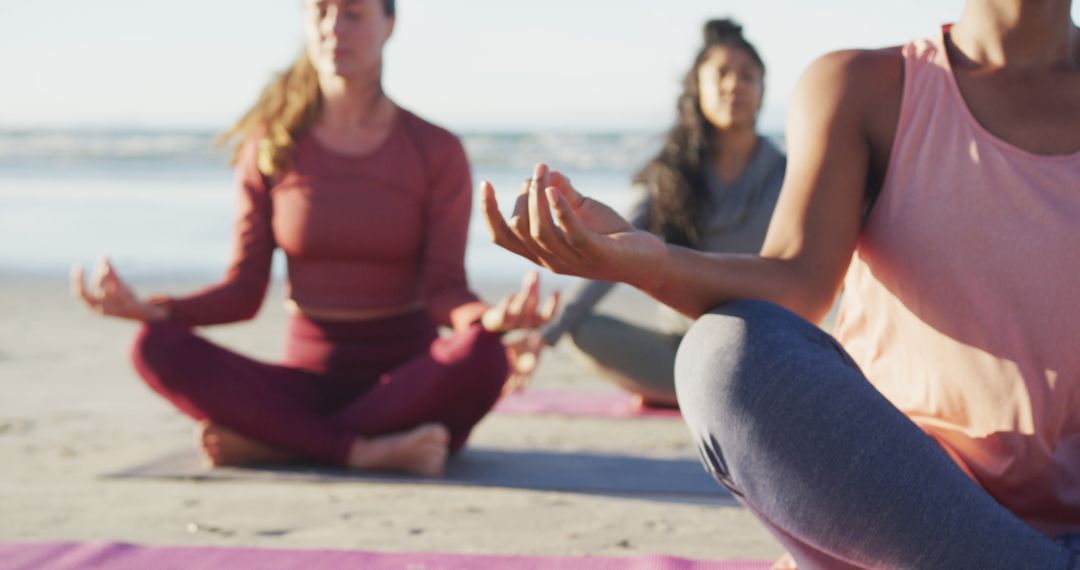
480, 271, 559, 334
480, 271, 559, 392
502, 330, 544, 394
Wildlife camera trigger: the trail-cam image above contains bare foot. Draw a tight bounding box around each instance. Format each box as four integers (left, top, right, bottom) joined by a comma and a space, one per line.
771, 552, 797, 570
196, 421, 294, 467
346, 423, 450, 477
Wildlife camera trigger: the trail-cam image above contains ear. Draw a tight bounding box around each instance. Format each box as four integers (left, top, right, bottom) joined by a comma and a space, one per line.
383, 15, 396, 43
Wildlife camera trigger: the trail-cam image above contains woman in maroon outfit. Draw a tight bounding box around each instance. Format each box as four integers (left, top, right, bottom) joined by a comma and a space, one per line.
72, 0, 555, 477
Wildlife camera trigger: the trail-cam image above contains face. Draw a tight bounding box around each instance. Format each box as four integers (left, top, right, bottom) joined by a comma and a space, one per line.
696, 46, 764, 131
304, 0, 394, 81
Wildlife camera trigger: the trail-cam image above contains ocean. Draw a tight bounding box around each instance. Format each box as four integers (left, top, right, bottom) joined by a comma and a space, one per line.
0, 129, 781, 288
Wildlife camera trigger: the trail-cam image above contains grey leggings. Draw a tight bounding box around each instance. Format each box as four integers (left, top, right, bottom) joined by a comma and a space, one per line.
674, 300, 1077, 570
570, 314, 681, 406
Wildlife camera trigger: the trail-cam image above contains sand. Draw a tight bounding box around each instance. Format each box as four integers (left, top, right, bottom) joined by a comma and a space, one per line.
0, 274, 784, 561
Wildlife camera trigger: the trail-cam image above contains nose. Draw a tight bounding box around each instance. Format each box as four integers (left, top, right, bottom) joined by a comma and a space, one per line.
720, 72, 740, 94
722, 72, 757, 99
319, 4, 347, 39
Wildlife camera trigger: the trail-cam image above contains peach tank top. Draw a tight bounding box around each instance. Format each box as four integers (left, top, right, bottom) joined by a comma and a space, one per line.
834, 27, 1080, 536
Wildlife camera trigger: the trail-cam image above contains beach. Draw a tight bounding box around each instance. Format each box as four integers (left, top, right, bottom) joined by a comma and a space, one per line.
0, 129, 788, 564
0, 274, 785, 562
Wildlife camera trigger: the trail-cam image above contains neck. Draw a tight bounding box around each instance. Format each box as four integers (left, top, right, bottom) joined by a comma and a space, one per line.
318, 72, 388, 130
711, 126, 759, 171
951, 0, 1079, 69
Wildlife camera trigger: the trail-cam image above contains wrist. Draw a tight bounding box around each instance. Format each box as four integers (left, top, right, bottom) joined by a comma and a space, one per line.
142, 298, 171, 322
628, 234, 670, 295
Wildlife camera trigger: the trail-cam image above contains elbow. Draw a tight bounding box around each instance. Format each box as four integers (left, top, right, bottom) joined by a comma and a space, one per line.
719, 263, 840, 325
236, 302, 262, 322
229, 282, 267, 322
783, 291, 837, 325
773, 276, 842, 326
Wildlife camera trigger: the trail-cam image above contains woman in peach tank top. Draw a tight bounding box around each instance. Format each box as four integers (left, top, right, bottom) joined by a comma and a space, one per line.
485, 0, 1080, 568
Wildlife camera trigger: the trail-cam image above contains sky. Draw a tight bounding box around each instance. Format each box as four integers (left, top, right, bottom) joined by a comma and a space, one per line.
3, 0, 1078, 133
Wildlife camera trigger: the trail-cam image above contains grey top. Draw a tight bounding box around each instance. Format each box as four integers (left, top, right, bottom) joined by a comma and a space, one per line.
540, 137, 787, 345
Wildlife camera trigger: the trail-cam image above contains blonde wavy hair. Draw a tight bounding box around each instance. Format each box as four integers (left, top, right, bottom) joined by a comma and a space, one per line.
219, 53, 322, 178
218, 0, 397, 178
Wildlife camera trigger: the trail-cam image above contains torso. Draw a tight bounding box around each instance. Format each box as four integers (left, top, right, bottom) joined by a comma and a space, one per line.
310, 97, 400, 156
835, 27, 1080, 534
946, 29, 1080, 156
849, 28, 1079, 210
267, 109, 473, 321
851, 47, 904, 207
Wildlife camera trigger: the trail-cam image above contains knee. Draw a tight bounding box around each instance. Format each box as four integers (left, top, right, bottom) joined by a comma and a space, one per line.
675, 300, 813, 434
568, 314, 615, 356
568, 314, 604, 348
130, 321, 194, 381
565, 310, 626, 356
433, 324, 508, 383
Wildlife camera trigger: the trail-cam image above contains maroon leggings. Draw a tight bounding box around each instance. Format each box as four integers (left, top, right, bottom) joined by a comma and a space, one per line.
131, 311, 509, 467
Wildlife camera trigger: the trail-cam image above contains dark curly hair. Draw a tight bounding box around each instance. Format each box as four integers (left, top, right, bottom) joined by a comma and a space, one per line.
634, 19, 765, 247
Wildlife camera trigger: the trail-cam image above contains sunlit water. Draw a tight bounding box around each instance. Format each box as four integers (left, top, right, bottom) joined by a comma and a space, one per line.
0, 130, 782, 289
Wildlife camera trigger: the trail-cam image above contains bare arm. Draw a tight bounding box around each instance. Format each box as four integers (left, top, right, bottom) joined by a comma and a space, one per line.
484, 49, 901, 324
652, 50, 893, 322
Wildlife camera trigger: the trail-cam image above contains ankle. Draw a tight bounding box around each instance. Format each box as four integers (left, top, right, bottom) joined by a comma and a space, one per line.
346, 436, 379, 468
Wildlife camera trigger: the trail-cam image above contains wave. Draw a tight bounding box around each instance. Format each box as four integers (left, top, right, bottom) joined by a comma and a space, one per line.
0, 130, 219, 161
0, 129, 784, 173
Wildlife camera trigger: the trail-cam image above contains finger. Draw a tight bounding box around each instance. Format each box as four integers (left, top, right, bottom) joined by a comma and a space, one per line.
517, 348, 538, 374
71, 265, 101, 310
482, 293, 514, 332
540, 290, 560, 322
548, 171, 586, 209
511, 367, 534, 392
528, 172, 577, 260
70, 265, 84, 298
102, 257, 130, 290
481, 181, 528, 255
91, 257, 111, 296
507, 174, 534, 241
101, 257, 123, 294
509, 164, 557, 261
532, 163, 550, 190
506, 280, 534, 328
504, 364, 528, 394
548, 186, 596, 251
481, 181, 540, 264
508, 176, 547, 262
515, 271, 540, 328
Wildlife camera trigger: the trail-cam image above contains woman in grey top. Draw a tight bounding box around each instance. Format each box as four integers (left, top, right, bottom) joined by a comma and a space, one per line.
534, 19, 786, 406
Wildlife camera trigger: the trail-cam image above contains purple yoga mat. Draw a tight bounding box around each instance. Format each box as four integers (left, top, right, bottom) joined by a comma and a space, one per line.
0, 542, 770, 570
493, 389, 681, 419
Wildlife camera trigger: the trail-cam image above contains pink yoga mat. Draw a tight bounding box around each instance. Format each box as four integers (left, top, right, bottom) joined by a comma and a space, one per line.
0, 542, 769, 570
493, 389, 681, 419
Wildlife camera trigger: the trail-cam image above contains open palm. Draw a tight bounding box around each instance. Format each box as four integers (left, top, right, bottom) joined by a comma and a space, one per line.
482, 163, 667, 290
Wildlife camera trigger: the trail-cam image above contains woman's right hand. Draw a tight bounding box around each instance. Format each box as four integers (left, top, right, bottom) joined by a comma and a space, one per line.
71, 257, 167, 322
481, 163, 669, 292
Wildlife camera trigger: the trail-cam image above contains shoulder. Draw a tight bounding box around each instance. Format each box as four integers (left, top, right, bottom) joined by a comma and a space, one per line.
806, 48, 904, 84
797, 47, 904, 122
398, 107, 467, 163
790, 47, 905, 155
232, 125, 273, 191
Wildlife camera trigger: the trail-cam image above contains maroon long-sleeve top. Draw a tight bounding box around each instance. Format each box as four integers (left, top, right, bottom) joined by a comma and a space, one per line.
161, 109, 488, 331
